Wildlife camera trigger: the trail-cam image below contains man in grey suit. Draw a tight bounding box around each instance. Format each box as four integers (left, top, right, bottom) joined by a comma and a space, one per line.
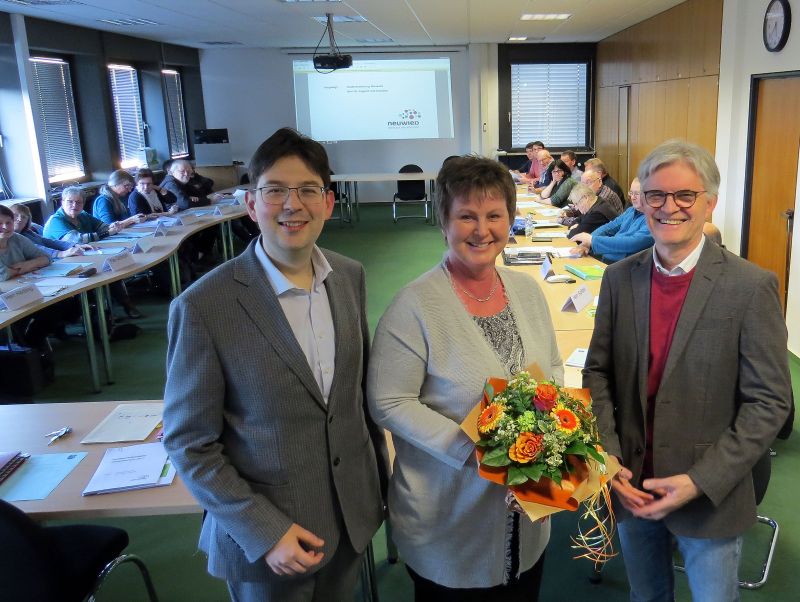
163, 128, 386, 601
584, 139, 791, 602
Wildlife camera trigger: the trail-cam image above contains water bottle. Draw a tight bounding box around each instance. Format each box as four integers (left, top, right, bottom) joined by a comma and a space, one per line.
524, 213, 534, 239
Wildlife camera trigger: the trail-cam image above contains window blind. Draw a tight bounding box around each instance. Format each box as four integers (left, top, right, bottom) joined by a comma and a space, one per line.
510, 63, 587, 148
29, 57, 85, 183
108, 64, 146, 169
162, 69, 189, 159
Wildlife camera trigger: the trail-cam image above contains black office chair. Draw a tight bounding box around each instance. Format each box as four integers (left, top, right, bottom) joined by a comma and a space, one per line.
392, 164, 429, 223
0, 499, 159, 601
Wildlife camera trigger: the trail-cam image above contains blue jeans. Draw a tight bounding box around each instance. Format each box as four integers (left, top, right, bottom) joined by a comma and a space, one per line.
617, 517, 742, 602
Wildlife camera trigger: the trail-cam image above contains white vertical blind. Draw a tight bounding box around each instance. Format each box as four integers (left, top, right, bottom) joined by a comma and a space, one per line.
162, 69, 189, 159
108, 64, 146, 169
29, 57, 85, 183
511, 63, 587, 148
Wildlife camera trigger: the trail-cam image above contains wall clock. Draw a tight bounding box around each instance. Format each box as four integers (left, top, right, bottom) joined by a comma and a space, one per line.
763, 0, 792, 52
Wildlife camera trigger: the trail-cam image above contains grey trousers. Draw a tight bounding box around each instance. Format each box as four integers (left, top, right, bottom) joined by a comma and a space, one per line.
227, 536, 362, 602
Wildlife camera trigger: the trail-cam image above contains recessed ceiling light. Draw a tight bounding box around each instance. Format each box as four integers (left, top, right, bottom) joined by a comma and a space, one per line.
508, 36, 527, 41
355, 37, 393, 43
98, 17, 160, 26
311, 15, 366, 23
279, 0, 341, 3
520, 13, 571, 21
201, 41, 244, 46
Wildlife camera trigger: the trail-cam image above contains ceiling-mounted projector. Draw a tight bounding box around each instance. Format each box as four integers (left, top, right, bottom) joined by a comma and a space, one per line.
313, 54, 352, 70
313, 13, 352, 72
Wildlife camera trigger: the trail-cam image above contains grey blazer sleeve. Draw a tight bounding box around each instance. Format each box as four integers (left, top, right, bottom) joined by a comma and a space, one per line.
162, 296, 293, 563
582, 270, 624, 459
686, 270, 791, 505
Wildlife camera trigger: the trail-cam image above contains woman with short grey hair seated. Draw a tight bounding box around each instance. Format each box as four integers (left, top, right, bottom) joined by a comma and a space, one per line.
566, 183, 618, 239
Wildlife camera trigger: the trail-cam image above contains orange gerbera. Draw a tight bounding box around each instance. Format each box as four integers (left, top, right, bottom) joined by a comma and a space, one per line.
509, 432, 544, 463
551, 405, 581, 434
478, 403, 505, 434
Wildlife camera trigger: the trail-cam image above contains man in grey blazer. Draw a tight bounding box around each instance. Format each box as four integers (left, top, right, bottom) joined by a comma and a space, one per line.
584, 140, 791, 602
163, 128, 386, 601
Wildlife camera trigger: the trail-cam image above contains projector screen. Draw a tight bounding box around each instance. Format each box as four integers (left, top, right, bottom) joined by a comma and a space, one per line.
293, 58, 454, 142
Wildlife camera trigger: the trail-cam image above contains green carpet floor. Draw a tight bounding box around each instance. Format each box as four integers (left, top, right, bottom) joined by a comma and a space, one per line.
28, 204, 800, 601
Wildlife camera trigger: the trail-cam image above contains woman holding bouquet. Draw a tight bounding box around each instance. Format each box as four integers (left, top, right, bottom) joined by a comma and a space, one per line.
368, 156, 563, 601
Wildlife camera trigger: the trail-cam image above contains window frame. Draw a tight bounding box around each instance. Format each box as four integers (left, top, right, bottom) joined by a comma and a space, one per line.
161, 68, 189, 159
498, 43, 596, 153
107, 63, 147, 169
28, 55, 86, 184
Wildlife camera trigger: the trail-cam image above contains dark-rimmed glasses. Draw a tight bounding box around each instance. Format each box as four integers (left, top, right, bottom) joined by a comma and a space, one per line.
643, 190, 706, 208
251, 185, 327, 206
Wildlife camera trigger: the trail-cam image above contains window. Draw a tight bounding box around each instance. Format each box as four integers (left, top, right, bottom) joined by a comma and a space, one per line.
29, 57, 85, 183
510, 63, 587, 148
161, 70, 189, 159
108, 64, 146, 169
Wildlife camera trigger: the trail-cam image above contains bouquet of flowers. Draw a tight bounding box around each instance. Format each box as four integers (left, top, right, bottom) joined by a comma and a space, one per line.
461, 370, 619, 566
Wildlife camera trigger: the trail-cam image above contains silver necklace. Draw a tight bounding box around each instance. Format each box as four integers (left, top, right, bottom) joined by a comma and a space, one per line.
444, 261, 500, 303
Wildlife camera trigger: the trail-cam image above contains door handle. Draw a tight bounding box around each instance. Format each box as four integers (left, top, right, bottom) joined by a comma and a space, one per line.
782, 209, 794, 234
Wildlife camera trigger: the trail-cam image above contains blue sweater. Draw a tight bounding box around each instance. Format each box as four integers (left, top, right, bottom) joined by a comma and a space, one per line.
589, 207, 654, 263
43, 208, 110, 244
92, 191, 131, 224
19, 222, 72, 258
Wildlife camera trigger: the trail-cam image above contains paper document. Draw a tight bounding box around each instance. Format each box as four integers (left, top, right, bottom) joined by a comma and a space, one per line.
27, 277, 85, 287
82, 402, 163, 444
32, 263, 94, 277
84, 246, 130, 255
565, 348, 589, 368
83, 442, 168, 496
106, 231, 152, 240
536, 207, 562, 217
127, 222, 158, 229
0, 452, 86, 502
35, 285, 68, 297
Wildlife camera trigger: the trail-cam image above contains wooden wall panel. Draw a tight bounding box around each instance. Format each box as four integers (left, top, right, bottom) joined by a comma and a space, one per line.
686, 75, 719, 154
594, 0, 722, 184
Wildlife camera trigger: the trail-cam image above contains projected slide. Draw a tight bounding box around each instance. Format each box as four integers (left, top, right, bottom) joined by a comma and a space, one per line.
294, 58, 454, 142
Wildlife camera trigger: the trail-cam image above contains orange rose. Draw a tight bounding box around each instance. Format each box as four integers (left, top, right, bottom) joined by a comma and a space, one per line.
533, 383, 558, 412
508, 432, 544, 464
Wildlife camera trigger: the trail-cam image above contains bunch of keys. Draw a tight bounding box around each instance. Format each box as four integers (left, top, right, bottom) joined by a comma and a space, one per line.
45, 426, 72, 445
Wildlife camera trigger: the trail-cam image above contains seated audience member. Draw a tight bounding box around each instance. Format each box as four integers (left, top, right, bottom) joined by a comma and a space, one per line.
538, 159, 577, 208
703, 221, 723, 246
560, 150, 583, 181
161, 160, 211, 210
44, 188, 142, 318
566, 183, 617, 239
570, 178, 653, 262
92, 170, 145, 226
533, 149, 555, 189
1, 206, 81, 347
517, 141, 544, 180
0, 205, 50, 281
188, 166, 215, 199
584, 158, 625, 205
581, 168, 624, 216
11, 204, 90, 259
128, 169, 177, 217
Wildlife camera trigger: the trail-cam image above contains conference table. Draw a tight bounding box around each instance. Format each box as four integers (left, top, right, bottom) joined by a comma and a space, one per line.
0, 198, 248, 393
331, 171, 439, 224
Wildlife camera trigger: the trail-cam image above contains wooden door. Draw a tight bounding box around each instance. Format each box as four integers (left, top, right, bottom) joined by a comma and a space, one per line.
747, 77, 800, 311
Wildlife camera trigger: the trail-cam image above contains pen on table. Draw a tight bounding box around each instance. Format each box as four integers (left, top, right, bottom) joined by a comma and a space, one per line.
45, 426, 72, 445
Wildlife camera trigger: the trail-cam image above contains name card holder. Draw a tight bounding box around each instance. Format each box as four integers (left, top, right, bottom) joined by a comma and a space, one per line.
214, 204, 238, 216
102, 250, 137, 272
133, 238, 160, 254
540, 256, 555, 280
0, 283, 44, 310
561, 284, 593, 313
152, 223, 168, 237
178, 213, 199, 226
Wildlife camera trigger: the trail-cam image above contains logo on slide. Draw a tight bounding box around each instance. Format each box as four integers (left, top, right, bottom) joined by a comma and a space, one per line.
388, 109, 422, 128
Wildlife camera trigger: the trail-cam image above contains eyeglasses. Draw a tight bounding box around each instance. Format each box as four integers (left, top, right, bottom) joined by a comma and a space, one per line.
628, 190, 641, 198
643, 190, 706, 208
62, 198, 83, 205
252, 185, 327, 206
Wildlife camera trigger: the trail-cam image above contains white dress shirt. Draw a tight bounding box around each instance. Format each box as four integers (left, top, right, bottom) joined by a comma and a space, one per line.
653, 235, 705, 276
255, 240, 336, 403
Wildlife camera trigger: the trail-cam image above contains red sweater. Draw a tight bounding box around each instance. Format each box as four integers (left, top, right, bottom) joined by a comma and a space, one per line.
643, 265, 695, 480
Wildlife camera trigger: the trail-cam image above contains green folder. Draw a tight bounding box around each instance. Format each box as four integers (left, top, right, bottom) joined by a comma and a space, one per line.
565, 264, 605, 280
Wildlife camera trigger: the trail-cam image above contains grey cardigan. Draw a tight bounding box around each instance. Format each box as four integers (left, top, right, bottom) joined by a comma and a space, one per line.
368, 263, 563, 588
